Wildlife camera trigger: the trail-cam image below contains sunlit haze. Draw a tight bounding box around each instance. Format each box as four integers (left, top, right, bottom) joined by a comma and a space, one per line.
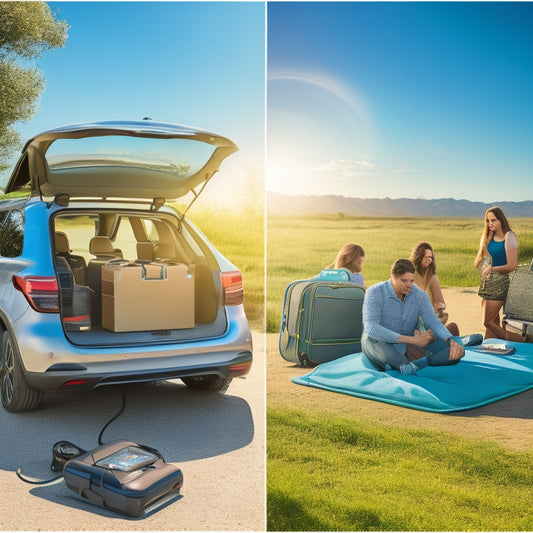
5, 2, 265, 209
267, 2, 533, 203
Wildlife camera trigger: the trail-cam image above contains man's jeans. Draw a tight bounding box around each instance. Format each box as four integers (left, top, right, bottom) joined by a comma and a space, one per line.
361, 332, 459, 371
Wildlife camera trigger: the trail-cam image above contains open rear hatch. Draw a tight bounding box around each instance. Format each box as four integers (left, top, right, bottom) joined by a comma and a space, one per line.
5, 120, 238, 216
6, 120, 239, 345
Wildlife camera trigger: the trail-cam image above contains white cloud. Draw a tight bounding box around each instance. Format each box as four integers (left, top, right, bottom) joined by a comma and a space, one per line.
266, 159, 377, 196
295, 159, 376, 177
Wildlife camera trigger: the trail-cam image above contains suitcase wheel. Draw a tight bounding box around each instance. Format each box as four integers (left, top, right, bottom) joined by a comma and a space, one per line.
298, 352, 312, 368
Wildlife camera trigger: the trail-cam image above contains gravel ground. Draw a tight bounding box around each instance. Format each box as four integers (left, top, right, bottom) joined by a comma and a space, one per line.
0, 331, 265, 531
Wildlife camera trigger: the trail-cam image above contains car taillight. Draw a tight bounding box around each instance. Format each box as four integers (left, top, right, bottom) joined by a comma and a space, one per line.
228, 360, 252, 377
221, 270, 243, 306
13, 275, 60, 313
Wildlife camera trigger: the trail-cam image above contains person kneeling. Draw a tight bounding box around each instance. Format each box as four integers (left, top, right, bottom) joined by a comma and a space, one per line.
361, 259, 473, 376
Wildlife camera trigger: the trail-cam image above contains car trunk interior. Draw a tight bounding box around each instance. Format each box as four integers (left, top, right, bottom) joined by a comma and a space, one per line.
52, 209, 227, 346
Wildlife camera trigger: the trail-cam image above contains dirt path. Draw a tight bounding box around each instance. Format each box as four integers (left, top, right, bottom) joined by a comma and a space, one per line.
267, 287, 533, 451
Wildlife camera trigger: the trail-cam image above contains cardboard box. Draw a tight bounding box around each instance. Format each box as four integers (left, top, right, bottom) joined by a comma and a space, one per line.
101, 261, 195, 332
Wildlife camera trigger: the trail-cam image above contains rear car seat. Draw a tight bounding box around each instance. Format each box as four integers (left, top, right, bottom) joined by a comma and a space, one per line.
136, 241, 155, 262
87, 236, 119, 327
55, 232, 88, 286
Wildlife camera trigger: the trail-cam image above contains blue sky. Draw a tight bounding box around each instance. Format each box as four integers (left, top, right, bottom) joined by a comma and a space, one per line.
6, 1, 265, 205
267, 2, 533, 203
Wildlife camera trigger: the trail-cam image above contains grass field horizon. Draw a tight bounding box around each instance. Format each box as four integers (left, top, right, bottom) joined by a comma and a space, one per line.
266, 214, 533, 333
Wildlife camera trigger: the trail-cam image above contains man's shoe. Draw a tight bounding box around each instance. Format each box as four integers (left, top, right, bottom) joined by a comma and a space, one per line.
455, 334, 483, 347
399, 362, 419, 376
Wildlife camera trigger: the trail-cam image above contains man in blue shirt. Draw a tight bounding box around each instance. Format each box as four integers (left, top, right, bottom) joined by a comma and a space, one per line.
362, 259, 465, 375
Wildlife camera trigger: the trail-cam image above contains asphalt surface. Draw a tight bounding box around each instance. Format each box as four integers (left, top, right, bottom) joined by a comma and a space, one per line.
0, 331, 265, 531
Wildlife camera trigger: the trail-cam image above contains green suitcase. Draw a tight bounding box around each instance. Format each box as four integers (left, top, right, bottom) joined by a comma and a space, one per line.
279, 269, 365, 367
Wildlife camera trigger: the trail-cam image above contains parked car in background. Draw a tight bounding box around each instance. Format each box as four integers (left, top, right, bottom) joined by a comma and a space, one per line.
0, 120, 253, 411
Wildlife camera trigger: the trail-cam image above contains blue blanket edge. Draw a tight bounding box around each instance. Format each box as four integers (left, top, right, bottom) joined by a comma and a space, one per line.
291, 340, 533, 413
291, 374, 533, 413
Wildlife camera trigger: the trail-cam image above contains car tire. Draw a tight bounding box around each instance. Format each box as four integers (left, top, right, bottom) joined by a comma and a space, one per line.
181, 375, 232, 393
0, 330, 42, 412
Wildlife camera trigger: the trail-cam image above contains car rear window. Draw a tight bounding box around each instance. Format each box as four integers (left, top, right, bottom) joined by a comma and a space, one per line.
45, 136, 217, 179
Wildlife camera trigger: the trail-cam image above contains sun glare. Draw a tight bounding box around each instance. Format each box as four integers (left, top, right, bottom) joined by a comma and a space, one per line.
267, 70, 377, 197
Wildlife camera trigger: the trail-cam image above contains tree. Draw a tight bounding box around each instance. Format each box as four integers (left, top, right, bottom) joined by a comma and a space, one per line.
0, 2, 68, 172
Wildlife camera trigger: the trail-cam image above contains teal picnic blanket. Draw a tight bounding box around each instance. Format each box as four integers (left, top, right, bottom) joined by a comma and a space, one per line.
291, 340, 533, 413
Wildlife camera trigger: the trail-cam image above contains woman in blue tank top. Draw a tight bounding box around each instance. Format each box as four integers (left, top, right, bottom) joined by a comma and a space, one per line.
474, 206, 518, 340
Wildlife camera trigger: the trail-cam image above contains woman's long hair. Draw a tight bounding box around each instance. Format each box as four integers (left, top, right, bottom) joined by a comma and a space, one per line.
409, 241, 436, 277
474, 206, 512, 268
329, 243, 365, 273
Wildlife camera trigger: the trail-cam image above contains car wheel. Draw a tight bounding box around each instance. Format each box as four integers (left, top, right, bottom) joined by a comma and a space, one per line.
0, 330, 42, 412
181, 375, 232, 393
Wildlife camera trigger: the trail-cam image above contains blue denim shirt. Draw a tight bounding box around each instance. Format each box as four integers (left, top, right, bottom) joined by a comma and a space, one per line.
362, 279, 451, 354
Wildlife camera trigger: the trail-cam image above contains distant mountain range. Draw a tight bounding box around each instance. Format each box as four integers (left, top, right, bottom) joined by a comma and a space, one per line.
267, 192, 533, 218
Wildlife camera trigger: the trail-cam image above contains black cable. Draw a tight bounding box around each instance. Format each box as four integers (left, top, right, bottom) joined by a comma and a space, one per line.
16, 387, 127, 485
16, 468, 63, 485
98, 387, 126, 445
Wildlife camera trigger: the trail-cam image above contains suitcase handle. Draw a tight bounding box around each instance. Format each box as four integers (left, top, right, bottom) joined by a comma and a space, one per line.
318, 268, 351, 282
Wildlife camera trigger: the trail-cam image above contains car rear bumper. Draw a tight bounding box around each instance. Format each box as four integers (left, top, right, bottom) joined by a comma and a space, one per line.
26, 349, 253, 391
10, 306, 253, 391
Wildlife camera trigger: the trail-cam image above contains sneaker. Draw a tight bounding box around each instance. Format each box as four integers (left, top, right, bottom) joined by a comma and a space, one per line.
399, 362, 419, 376
455, 334, 483, 347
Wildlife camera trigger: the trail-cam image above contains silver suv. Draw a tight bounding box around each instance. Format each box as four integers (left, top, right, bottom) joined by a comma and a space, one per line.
0, 121, 253, 412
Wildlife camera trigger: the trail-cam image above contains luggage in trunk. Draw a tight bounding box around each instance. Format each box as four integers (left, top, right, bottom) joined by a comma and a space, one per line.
503, 260, 533, 341
101, 260, 195, 332
279, 269, 365, 366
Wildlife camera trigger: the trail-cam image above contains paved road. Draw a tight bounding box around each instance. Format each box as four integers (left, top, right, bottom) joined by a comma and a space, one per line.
0, 331, 265, 531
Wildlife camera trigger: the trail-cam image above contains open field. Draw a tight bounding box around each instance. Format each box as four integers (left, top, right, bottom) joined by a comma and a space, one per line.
266, 216, 533, 531
267, 288, 533, 530
267, 215, 533, 332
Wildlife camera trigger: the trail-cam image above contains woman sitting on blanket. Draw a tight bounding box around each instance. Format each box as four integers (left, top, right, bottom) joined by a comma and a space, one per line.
328, 243, 365, 288
410, 241, 459, 336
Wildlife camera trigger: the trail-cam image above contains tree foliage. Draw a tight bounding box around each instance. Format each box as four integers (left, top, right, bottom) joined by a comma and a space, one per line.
0, 2, 68, 172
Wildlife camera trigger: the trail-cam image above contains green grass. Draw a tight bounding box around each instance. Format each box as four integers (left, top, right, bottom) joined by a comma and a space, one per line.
267, 215, 533, 332
185, 206, 265, 330
267, 215, 533, 531
268, 408, 533, 531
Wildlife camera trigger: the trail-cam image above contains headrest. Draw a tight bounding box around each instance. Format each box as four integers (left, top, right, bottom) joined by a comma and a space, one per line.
136, 241, 155, 261
89, 236, 115, 256
55, 232, 70, 254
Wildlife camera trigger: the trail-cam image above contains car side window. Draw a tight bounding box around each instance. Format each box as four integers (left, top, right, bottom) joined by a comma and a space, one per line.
0, 209, 25, 257
5, 154, 31, 193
